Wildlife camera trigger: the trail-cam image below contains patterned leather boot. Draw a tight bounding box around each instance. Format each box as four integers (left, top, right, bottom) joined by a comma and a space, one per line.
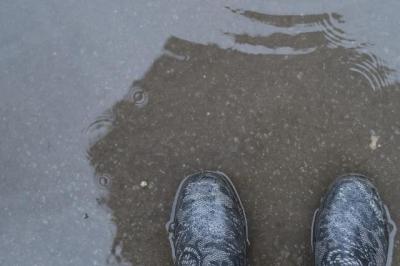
167, 171, 249, 266
313, 174, 396, 266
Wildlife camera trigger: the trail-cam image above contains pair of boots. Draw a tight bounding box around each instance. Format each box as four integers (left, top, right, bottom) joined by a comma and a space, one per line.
167, 171, 396, 265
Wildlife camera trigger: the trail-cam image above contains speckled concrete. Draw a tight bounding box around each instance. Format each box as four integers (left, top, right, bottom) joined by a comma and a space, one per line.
1, 1, 400, 266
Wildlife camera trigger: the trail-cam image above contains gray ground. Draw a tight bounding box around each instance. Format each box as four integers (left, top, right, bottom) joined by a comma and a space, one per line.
1, 1, 400, 265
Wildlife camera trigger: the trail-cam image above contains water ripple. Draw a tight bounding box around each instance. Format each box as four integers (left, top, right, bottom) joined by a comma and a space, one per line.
225, 7, 395, 90
227, 7, 355, 49
86, 109, 116, 145
350, 53, 394, 91
125, 84, 149, 108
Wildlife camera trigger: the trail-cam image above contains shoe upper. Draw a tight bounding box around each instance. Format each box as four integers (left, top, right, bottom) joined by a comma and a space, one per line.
167, 171, 248, 266
313, 175, 391, 266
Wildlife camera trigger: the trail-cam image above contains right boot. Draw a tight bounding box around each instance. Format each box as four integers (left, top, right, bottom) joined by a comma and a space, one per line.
312, 174, 396, 266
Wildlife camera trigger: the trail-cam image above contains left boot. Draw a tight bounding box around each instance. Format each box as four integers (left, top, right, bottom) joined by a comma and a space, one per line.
167, 171, 248, 266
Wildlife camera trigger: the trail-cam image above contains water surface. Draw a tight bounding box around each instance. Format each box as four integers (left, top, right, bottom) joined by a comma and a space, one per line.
1, 1, 400, 265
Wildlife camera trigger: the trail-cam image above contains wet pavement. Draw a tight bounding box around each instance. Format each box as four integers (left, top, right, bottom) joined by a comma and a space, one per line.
1, 1, 400, 265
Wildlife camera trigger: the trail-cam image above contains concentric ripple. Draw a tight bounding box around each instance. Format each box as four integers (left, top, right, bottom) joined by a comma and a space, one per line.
350, 53, 395, 91
126, 84, 149, 108
86, 109, 116, 145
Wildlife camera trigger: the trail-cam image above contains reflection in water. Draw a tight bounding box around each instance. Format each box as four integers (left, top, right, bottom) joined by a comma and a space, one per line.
88, 9, 400, 266
226, 8, 394, 92
227, 7, 356, 49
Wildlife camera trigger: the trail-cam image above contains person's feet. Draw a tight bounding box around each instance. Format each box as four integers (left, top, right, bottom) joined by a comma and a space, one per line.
167, 171, 248, 266
313, 174, 396, 266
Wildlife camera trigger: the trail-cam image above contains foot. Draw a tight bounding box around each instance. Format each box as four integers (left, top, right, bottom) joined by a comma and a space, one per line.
313, 174, 396, 266
167, 171, 248, 266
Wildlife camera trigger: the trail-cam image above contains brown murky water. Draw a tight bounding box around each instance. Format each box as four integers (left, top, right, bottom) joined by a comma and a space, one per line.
88, 7, 400, 266
1, 1, 400, 265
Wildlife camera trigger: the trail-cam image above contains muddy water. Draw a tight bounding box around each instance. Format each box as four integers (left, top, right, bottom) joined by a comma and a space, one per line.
1, 1, 400, 266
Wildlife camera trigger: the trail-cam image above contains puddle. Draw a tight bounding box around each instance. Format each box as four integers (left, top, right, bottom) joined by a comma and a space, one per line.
1, 1, 400, 265
88, 7, 400, 265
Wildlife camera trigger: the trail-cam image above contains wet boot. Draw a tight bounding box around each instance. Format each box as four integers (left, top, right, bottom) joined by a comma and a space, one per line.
167, 171, 249, 266
313, 174, 396, 266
